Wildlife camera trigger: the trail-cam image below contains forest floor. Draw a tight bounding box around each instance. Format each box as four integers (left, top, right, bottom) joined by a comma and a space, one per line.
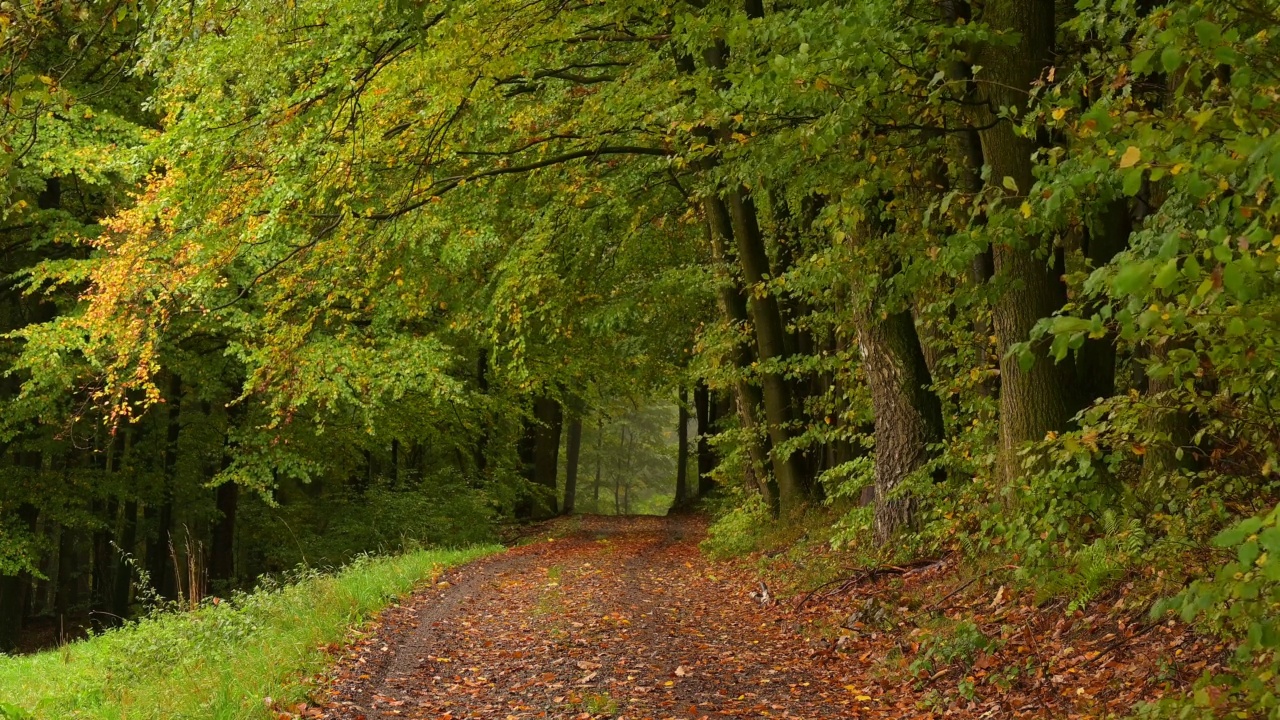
303, 515, 1217, 720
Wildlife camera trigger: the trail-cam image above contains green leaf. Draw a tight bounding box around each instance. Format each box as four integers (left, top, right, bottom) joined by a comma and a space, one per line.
1160, 46, 1183, 73
1121, 167, 1144, 196
1017, 347, 1035, 373
1194, 21, 1222, 47
1153, 259, 1180, 290
1112, 261, 1153, 295
1223, 262, 1246, 296
1132, 49, 1156, 74
1001, 176, 1018, 193
1215, 517, 1264, 547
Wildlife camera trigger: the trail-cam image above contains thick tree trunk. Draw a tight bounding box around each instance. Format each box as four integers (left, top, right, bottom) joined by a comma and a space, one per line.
854, 308, 945, 543
562, 410, 583, 515
968, 0, 1078, 484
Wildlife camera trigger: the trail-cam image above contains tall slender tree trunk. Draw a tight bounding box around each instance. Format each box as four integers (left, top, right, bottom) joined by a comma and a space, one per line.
562, 405, 583, 515
209, 481, 238, 585
704, 199, 777, 508
694, 383, 717, 497
147, 374, 182, 600
672, 389, 690, 512
0, 504, 38, 652
111, 500, 137, 620
593, 416, 603, 513
967, 0, 1078, 484
474, 352, 490, 478
90, 497, 117, 629
1076, 199, 1131, 405
518, 395, 563, 519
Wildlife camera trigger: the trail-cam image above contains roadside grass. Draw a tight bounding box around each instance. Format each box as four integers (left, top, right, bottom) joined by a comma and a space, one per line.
0, 545, 501, 720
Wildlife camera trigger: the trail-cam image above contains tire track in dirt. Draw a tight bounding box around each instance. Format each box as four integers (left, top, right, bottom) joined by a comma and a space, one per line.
319, 515, 858, 719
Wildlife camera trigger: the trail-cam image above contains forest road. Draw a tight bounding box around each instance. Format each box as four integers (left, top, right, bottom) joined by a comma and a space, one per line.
318, 514, 857, 720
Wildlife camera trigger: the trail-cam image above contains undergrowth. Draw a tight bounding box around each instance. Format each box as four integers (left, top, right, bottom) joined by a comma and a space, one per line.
0, 545, 499, 719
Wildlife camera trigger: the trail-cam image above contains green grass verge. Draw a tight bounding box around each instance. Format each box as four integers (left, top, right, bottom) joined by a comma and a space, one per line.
0, 545, 501, 719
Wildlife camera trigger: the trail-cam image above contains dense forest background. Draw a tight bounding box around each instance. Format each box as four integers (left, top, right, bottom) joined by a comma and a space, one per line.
2, 0, 1280, 714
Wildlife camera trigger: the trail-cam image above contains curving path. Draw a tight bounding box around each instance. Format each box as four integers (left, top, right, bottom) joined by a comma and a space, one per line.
319, 515, 856, 720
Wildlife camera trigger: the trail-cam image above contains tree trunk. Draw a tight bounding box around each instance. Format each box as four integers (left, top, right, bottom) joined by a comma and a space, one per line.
967, 0, 1078, 484
703, 199, 777, 508
672, 389, 690, 512
474, 352, 490, 478
694, 383, 716, 496
562, 409, 583, 515
854, 307, 945, 543
724, 190, 811, 514
1075, 199, 1131, 405
90, 497, 117, 629
209, 481, 238, 585
147, 373, 182, 600
0, 504, 38, 652
593, 416, 603, 513
111, 500, 138, 620
518, 395, 563, 519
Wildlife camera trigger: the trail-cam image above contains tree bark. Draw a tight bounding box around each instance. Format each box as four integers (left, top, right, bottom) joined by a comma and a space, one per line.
1076, 199, 1131, 404
111, 500, 138, 620
0, 504, 38, 652
694, 383, 717, 496
672, 389, 690, 512
147, 373, 182, 600
518, 395, 563, 519
704, 199, 777, 508
725, 187, 811, 514
854, 307, 945, 543
593, 416, 604, 513
562, 408, 583, 515
209, 481, 238, 585
967, 0, 1078, 484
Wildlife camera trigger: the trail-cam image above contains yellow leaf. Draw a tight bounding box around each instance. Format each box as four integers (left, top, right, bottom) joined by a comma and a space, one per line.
1051, 107, 1067, 120
1118, 145, 1142, 168
1020, 201, 1032, 219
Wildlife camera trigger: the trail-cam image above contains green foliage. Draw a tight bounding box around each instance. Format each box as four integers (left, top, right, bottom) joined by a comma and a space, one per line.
701, 491, 773, 560
0, 545, 497, 719
909, 619, 1003, 678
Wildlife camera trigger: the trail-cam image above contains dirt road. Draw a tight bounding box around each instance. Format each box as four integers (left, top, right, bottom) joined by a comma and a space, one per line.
319, 515, 853, 719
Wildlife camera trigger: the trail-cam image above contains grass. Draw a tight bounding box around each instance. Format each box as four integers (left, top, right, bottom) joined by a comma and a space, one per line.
0, 545, 501, 719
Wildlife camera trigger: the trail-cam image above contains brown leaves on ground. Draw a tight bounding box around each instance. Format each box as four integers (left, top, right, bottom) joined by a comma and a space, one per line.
296, 516, 1213, 719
